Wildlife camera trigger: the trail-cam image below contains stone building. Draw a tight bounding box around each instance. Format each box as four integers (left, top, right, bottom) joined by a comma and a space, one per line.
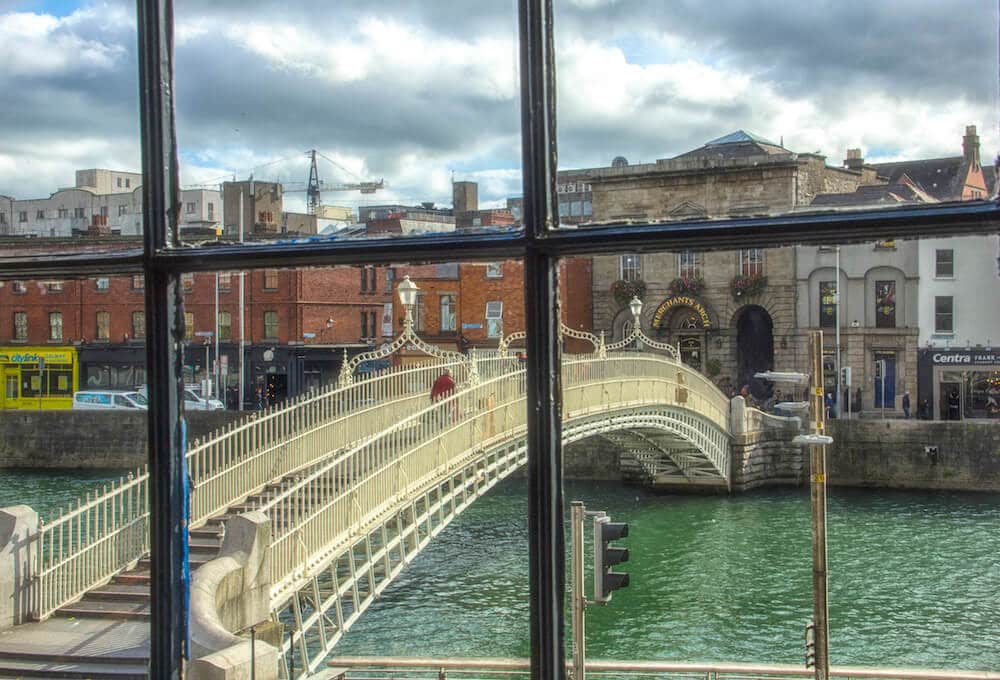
585, 131, 881, 396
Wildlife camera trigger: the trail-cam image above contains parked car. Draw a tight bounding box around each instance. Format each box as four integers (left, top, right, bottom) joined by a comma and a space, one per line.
73, 390, 149, 410
183, 388, 225, 411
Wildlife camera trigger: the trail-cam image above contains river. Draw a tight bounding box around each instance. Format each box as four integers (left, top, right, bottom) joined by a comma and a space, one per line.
329, 479, 1000, 671
1, 470, 997, 670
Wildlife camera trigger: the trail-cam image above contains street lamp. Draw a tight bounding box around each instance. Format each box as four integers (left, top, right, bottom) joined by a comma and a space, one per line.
629, 295, 643, 321
398, 275, 419, 326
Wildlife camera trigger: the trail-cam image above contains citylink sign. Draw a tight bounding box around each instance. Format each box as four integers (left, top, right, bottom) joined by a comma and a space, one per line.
652, 296, 712, 329
0, 350, 74, 364
929, 350, 1000, 366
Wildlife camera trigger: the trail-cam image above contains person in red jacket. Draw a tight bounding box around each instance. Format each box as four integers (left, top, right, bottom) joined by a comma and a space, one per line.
430, 368, 456, 402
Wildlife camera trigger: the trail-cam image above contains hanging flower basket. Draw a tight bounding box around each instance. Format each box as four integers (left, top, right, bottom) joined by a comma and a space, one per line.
730, 273, 768, 301
667, 275, 705, 298
611, 279, 646, 308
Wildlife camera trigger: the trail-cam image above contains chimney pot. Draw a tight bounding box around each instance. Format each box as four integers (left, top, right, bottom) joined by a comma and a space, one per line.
844, 148, 864, 170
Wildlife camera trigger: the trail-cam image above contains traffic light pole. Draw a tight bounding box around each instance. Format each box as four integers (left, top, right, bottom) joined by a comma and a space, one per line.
571, 502, 586, 680
809, 330, 831, 680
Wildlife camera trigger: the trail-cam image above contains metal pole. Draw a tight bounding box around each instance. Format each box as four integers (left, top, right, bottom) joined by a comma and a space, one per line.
214, 272, 220, 401
880, 361, 886, 419
205, 341, 210, 394
834, 247, 841, 420
238, 191, 245, 411
571, 501, 586, 680
808, 330, 831, 680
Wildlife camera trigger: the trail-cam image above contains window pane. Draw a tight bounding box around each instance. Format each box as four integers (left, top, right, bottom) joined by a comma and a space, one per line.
554, 3, 996, 231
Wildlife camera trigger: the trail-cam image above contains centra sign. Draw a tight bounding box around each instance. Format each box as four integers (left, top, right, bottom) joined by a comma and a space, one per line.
652, 296, 712, 329
930, 350, 1000, 366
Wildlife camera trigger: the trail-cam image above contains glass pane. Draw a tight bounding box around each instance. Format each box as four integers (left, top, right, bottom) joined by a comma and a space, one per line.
573, 231, 998, 673
0, 2, 141, 257
173, 2, 522, 247
553, 2, 997, 229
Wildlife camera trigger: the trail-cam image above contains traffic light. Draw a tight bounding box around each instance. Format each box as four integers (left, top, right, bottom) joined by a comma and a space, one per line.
593, 515, 630, 603
840, 366, 852, 387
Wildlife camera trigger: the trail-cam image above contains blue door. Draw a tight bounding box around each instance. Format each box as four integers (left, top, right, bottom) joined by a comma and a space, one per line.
874, 353, 896, 408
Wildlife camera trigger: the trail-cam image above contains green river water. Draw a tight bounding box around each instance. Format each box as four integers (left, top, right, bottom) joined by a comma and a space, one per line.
1, 472, 997, 670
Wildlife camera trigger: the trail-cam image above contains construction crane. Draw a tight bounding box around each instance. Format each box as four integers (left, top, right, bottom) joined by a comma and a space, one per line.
284, 149, 384, 214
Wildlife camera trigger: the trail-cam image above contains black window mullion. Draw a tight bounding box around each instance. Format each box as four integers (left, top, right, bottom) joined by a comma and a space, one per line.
137, 0, 187, 677
519, 0, 565, 679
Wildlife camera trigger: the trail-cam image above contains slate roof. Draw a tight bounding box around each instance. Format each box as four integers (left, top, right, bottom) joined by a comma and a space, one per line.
811, 183, 932, 207
672, 129, 789, 161
871, 157, 970, 202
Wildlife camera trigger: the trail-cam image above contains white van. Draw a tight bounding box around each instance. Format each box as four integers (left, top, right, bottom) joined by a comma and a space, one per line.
183, 388, 225, 411
73, 390, 149, 410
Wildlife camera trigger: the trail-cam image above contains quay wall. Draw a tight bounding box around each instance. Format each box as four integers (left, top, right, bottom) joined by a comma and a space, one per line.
0, 410, 241, 469
2, 411, 998, 493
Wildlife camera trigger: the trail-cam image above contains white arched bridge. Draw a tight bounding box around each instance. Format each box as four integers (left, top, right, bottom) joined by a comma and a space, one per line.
4, 333, 735, 677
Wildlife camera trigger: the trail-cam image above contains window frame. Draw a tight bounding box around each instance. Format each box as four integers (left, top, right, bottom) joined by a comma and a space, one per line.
935, 249, 955, 278
263, 310, 279, 340
619, 253, 642, 281
0, 4, 995, 677
934, 295, 955, 334
13, 311, 28, 341
739, 248, 765, 277
48, 311, 63, 341
677, 250, 701, 279
96, 311, 111, 340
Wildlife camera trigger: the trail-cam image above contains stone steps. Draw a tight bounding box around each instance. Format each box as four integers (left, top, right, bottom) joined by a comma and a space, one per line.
0, 653, 148, 679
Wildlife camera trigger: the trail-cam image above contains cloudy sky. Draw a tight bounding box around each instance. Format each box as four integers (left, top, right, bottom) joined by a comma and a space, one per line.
1, 0, 996, 212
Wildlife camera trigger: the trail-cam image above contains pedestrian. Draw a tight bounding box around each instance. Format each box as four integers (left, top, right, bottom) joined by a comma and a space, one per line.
431, 368, 456, 402
458, 333, 470, 355
947, 388, 961, 420
902, 391, 911, 419
854, 387, 863, 413
825, 392, 834, 419
254, 385, 265, 410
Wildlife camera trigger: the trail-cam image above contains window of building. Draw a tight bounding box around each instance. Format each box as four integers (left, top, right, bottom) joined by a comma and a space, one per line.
740, 249, 764, 277
486, 300, 503, 338
131, 275, 144, 290
125, 178, 130, 188
934, 296, 954, 334
13, 312, 27, 342
184, 312, 194, 341
935, 249, 955, 278
49, 312, 63, 341
264, 270, 278, 290
264, 311, 279, 339
218, 272, 231, 291
385, 268, 395, 292
100, 206, 109, 217
207, 202, 214, 219
12, 281, 26, 294
413, 294, 426, 333
440, 294, 457, 332
360, 310, 369, 338
96, 311, 110, 340
181, 273, 194, 290
486, 263, 503, 278
0, 212, 5, 224
36, 210, 45, 220
369, 267, 377, 293
132, 311, 146, 339
73, 207, 85, 219
118, 205, 128, 216
45, 281, 63, 293
819, 281, 837, 328
57, 208, 68, 219
18, 211, 27, 222
185, 202, 196, 214
218, 312, 232, 341
619, 254, 642, 282
95, 277, 110, 291
678, 250, 702, 279
875, 280, 896, 328
117, 177, 122, 188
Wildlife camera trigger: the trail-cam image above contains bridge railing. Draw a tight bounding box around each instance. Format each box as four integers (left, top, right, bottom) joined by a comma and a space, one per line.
263, 353, 730, 599
28, 354, 499, 620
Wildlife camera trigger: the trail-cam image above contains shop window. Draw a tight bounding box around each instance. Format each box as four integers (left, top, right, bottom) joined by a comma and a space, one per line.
49, 312, 63, 341
819, 281, 837, 328
264, 311, 279, 339
619, 254, 642, 282
935, 249, 954, 278
486, 300, 503, 338
875, 281, 896, 328
96, 311, 110, 340
13, 312, 28, 341
132, 311, 146, 339
934, 296, 954, 333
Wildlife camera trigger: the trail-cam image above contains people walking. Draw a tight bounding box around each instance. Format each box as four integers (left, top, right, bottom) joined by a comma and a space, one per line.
902, 391, 911, 419
431, 368, 456, 401
947, 389, 961, 420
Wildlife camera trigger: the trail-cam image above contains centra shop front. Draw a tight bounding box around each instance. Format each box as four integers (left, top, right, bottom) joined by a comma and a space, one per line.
917, 348, 1000, 420
0, 346, 79, 410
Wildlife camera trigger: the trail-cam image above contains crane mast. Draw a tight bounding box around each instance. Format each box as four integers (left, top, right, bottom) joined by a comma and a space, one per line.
307, 149, 322, 215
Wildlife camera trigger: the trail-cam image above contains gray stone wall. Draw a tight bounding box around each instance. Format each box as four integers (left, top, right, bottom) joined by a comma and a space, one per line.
0, 411, 245, 469
827, 420, 1000, 491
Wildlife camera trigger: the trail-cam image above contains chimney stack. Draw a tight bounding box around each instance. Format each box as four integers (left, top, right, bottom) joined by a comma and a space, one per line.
963, 125, 980, 167
453, 181, 478, 214
844, 148, 864, 171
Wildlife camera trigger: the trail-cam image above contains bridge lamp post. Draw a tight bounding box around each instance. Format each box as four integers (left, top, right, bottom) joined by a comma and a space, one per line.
397, 274, 419, 329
